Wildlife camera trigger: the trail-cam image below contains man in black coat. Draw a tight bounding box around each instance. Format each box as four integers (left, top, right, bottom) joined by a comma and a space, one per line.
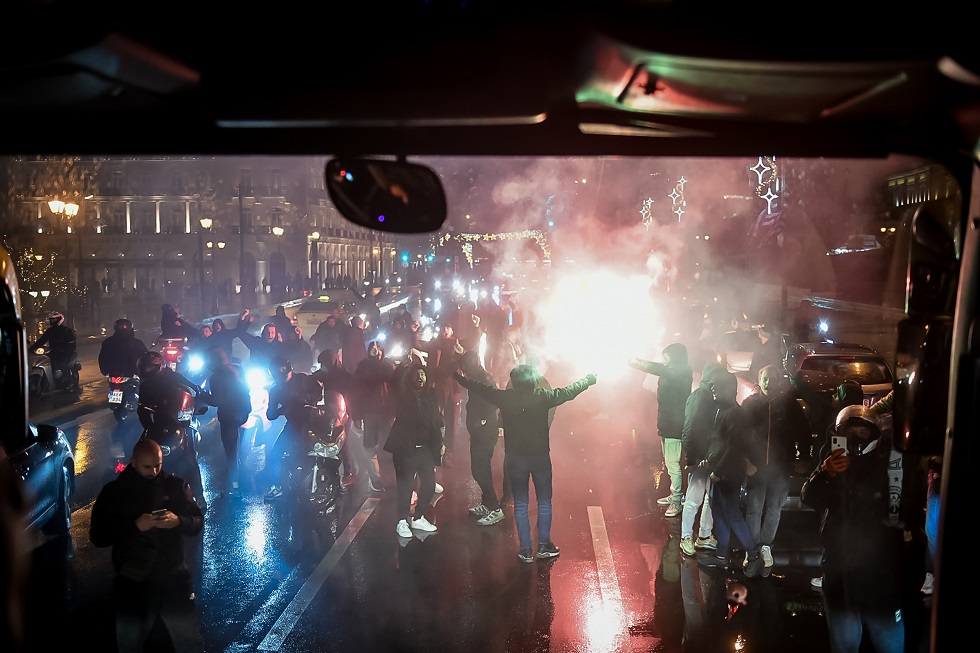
99, 318, 148, 378
89, 438, 205, 653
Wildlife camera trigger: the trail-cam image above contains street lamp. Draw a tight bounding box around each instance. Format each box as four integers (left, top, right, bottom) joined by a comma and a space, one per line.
309, 230, 320, 291
48, 199, 80, 328
197, 217, 218, 315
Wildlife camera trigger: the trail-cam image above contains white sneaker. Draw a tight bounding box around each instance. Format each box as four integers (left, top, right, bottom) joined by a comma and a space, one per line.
921, 572, 934, 595
761, 544, 774, 567
477, 508, 504, 526
434, 482, 444, 494
396, 519, 412, 538
411, 490, 418, 505
810, 576, 823, 589
411, 515, 438, 532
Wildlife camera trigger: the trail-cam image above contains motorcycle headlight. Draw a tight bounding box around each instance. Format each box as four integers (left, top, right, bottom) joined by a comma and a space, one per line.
246, 367, 272, 390
186, 354, 205, 373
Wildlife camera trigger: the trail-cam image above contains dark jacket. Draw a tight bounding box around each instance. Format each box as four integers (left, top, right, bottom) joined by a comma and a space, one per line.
461, 365, 500, 432
704, 399, 750, 483
312, 354, 359, 420
681, 376, 720, 464
137, 369, 199, 431
800, 439, 905, 610
200, 352, 251, 426
160, 305, 200, 341
354, 353, 397, 419
454, 372, 594, 456
89, 464, 203, 582
742, 389, 811, 473
31, 323, 77, 356
207, 316, 250, 359
383, 363, 445, 463
99, 332, 149, 377
630, 345, 693, 439
267, 372, 321, 426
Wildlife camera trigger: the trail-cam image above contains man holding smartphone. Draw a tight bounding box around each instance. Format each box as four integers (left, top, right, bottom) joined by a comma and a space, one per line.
90, 438, 205, 652
801, 405, 906, 653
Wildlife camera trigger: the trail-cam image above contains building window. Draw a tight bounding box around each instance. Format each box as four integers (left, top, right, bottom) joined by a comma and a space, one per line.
171, 174, 183, 196
241, 169, 252, 195
110, 170, 123, 191
137, 209, 154, 234
271, 168, 282, 193
170, 209, 184, 234
243, 208, 253, 233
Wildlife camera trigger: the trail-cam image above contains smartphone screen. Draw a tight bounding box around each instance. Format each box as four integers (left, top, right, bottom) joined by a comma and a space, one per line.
152, 509, 167, 516
831, 435, 848, 456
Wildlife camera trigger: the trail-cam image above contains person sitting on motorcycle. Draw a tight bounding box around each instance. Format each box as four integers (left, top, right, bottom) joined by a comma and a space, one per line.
160, 303, 201, 341
29, 311, 79, 392
264, 355, 323, 502
135, 350, 201, 433
98, 318, 149, 378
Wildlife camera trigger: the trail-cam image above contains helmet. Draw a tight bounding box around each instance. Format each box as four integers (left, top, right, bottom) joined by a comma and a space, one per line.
269, 355, 292, 383
137, 350, 165, 376
835, 379, 864, 408
114, 318, 133, 334
834, 404, 879, 433
48, 311, 65, 326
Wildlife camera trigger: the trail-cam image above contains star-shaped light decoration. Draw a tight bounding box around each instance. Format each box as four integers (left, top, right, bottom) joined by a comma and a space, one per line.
674, 206, 685, 221
760, 188, 779, 213
640, 197, 654, 228
750, 157, 772, 185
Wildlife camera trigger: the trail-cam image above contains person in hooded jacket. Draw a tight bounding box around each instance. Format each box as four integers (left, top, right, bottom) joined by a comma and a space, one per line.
678, 361, 723, 557
311, 349, 359, 487
458, 349, 504, 526
629, 342, 694, 518
270, 305, 294, 339
354, 340, 396, 493
384, 356, 445, 538
197, 347, 251, 496
700, 371, 765, 578
281, 325, 314, 375
99, 318, 149, 378
801, 405, 906, 653
454, 364, 596, 563
342, 315, 368, 374
159, 304, 200, 341
310, 314, 342, 360
239, 321, 283, 373
206, 309, 252, 359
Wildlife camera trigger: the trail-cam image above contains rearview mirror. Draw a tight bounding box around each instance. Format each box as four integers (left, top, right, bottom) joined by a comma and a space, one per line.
326, 158, 447, 234
906, 206, 957, 317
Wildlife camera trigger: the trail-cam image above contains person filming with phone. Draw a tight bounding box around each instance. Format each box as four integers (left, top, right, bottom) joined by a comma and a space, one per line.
89, 438, 206, 653
801, 405, 906, 653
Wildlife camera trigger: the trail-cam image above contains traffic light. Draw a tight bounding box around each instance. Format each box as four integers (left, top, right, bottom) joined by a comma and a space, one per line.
401, 252, 410, 264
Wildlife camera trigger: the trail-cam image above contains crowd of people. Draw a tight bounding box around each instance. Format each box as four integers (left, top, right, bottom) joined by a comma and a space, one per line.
77, 291, 940, 653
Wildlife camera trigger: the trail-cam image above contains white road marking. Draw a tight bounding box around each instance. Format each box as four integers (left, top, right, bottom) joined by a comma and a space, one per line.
587, 505, 623, 606
257, 497, 380, 651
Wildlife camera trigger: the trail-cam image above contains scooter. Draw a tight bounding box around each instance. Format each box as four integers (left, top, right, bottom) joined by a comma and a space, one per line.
107, 375, 140, 422
28, 349, 55, 397
30, 347, 81, 393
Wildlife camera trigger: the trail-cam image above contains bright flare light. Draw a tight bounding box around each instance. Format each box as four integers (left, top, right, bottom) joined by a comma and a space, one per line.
530, 269, 666, 381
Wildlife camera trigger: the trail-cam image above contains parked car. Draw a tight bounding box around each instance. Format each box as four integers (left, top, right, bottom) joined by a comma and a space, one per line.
1, 421, 75, 540
784, 341, 894, 445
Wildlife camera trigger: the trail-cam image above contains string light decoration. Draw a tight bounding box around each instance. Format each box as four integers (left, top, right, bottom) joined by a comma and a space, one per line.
670, 176, 687, 222
639, 197, 654, 228
438, 230, 551, 268
2, 241, 67, 310
751, 156, 780, 213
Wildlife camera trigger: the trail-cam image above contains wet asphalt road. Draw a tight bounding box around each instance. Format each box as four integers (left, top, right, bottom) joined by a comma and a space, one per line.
21, 298, 929, 653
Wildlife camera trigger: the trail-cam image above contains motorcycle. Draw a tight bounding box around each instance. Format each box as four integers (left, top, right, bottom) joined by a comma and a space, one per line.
106, 374, 140, 422
30, 346, 80, 393
153, 337, 189, 372
28, 349, 55, 397
284, 397, 348, 547
138, 383, 209, 512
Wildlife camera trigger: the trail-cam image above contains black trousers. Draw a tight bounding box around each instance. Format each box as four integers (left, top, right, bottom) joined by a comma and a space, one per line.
392, 445, 436, 521
468, 420, 500, 510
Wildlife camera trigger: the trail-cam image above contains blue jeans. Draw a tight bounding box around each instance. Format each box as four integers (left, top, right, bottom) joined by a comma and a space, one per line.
681, 465, 713, 540
506, 454, 553, 550
709, 477, 756, 558
823, 598, 904, 653
744, 467, 789, 547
